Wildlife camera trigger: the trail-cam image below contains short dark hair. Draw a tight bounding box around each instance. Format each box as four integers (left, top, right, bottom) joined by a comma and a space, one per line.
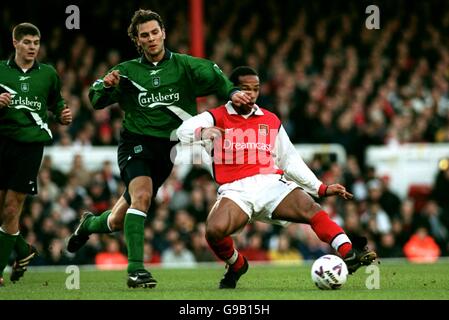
229, 66, 258, 86
13, 23, 41, 41
127, 9, 164, 53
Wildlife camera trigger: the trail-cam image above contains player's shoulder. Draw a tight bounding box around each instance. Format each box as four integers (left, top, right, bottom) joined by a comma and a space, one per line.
37, 61, 56, 71
206, 104, 227, 122
173, 52, 210, 65
259, 107, 280, 120
208, 104, 227, 114
37, 62, 59, 76
0, 60, 9, 72
171, 52, 190, 60
172, 52, 191, 63
117, 58, 140, 67
110, 58, 142, 75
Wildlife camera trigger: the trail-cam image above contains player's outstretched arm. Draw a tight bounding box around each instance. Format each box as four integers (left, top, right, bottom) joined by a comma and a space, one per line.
274, 125, 323, 197
274, 126, 353, 200
58, 106, 72, 125
176, 111, 216, 144
323, 184, 354, 200
88, 70, 121, 110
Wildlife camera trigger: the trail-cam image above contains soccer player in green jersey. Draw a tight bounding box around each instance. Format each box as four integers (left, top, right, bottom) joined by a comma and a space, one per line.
67, 9, 251, 288
0, 23, 72, 287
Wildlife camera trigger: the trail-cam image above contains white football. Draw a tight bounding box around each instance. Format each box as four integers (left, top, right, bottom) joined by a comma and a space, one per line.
311, 254, 348, 290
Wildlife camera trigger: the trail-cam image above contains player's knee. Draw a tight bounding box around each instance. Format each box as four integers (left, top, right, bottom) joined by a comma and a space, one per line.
1, 203, 20, 228
108, 215, 124, 231
3, 200, 20, 220
300, 201, 322, 221
130, 189, 152, 212
205, 222, 227, 242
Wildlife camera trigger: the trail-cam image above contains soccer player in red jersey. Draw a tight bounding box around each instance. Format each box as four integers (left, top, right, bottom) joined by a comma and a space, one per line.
177, 66, 377, 289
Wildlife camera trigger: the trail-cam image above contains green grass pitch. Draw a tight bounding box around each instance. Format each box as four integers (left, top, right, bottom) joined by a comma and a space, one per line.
1, 259, 449, 300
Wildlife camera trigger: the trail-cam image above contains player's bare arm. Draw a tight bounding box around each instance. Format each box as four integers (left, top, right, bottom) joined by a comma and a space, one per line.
0, 93, 11, 108
103, 70, 120, 87
324, 184, 354, 200
59, 106, 73, 125
230, 90, 252, 107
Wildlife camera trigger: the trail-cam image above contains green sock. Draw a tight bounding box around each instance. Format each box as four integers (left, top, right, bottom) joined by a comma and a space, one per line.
124, 210, 145, 273
0, 229, 18, 277
83, 210, 113, 234
14, 234, 31, 259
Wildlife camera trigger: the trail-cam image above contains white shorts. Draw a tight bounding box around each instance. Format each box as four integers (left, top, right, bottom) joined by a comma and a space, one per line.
217, 174, 299, 226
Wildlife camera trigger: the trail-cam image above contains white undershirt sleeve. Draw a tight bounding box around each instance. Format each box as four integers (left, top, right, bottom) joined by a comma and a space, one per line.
274, 126, 323, 197
176, 111, 215, 144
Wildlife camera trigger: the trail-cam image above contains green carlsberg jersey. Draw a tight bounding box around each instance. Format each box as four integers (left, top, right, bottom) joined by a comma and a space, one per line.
89, 50, 237, 138
0, 59, 65, 142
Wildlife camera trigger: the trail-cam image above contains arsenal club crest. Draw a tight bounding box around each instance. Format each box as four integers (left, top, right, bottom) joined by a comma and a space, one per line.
259, 124, 269, 136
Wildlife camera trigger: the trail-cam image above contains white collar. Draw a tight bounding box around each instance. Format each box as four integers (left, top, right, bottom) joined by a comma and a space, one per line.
225, 101, 264, 119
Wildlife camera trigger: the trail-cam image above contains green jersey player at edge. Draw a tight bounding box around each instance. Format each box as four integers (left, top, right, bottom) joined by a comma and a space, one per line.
0, 23, 72, 287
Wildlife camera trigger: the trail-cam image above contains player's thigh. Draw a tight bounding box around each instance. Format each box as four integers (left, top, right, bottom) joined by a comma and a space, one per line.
121, 159, 154, 196
1, 190, 27, 232
151, 156, 175, 193
0, 138, 43, 195
0, 190, 5, 218
0, 136, 6, 192
128, 176, 153, 200
272, 188, 322, 223
3, 189, 27, 216
121, 157, 173, 205
118, 130, 175, 190
206, 197, 249, 239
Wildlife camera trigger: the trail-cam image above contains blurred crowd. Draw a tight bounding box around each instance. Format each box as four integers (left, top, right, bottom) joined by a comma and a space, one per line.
1, 0, 449, 267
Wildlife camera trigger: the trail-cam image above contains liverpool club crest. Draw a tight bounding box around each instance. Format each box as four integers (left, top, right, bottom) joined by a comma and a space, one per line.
21, 83, 29, 92
152, 77, 160, 87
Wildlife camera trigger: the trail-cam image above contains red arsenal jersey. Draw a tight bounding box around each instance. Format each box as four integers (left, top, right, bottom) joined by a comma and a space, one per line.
208, 105, 283, 185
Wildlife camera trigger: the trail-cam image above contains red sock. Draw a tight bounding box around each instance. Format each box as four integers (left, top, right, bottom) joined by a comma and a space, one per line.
338, 243, 352, 258
206, 236, 245, 271
310, 210, 352, 257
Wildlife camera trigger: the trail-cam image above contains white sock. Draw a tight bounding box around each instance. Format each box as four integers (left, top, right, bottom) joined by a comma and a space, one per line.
331, 233, 351, 251
226, 249, 239, 265
126, 208, 147, 218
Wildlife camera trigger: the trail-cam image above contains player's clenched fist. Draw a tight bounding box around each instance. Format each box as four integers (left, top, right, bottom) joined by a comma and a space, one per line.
201, 126, 225, 141
0, 93, 11, 108
59, 106, 73, 125
103, 70, 120, 87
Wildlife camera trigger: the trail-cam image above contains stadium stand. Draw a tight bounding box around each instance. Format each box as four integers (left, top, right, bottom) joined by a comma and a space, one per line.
1, 0, 448, 267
